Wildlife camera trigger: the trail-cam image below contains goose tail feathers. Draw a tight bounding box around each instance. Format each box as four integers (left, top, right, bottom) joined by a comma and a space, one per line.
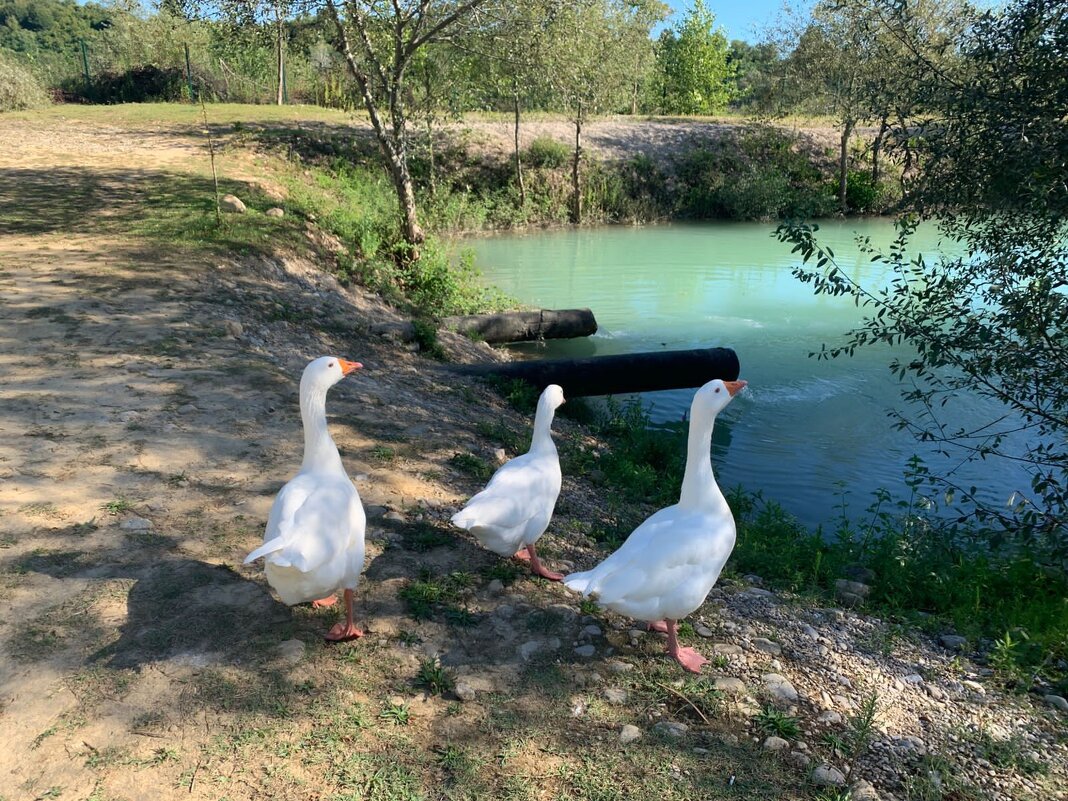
244, 536, 287, 565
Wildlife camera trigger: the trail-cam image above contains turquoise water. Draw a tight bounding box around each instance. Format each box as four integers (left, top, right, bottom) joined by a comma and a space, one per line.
466, 220, 1030, 529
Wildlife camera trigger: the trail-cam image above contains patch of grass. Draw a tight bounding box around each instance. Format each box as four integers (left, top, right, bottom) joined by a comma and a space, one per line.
397, 571, 473, 621
18, 502, 61, 519
481, 560, 523, 586
578, 597, 600, 615
402, 521, 454, 552
961, 726, 1047, 776
822, 693, 879, 759
487, 376, 539, 414
101, 498, 134, 516
755, 706, 801, 739
476, 419, 527, 455
369, 444, 396, 462
902, 755, 985, 801
378, 701, 411, 726
449, 451, 494, 481
411, 319, 448, 361
416, 658, 454, 695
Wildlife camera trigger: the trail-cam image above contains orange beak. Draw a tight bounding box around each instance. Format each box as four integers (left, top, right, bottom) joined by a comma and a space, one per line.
724, 380, 747, 397
339, 359, 363, 376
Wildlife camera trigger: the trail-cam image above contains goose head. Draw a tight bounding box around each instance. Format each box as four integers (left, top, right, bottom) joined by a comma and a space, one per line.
539, 383, 566, 412
301, 356, 362, 395
692, 378, 747, 418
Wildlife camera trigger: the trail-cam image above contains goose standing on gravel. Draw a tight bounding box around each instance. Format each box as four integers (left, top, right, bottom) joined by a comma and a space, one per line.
563, 378, 747, 672
244, 356, 367, 642
452, 384, 566, 581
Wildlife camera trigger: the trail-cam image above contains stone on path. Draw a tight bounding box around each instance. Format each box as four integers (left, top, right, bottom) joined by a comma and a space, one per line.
276, 639, 306, 665
1044, 694, 1068, 713
812, 765, 847, 787
762, 673, 798, 705
653, 721, 689, 738
119, 517, 153, 531
713, 677, 747, 696
939, 634, 968, 650
265, 207, 285, 218
753, 637, 782, 655
220, 194, 247, 214
763, 736, 789, 751
620, 724, 642, 744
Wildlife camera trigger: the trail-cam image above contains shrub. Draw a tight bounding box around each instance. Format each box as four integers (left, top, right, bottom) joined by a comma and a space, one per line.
0, 53, 51, 111
64, 65, 188, 104
525, 136, 571, 169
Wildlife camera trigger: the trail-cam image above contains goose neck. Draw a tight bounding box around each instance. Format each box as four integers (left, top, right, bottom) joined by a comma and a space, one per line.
300, 384, 343, 473
529, 400, 558, 454
678, 406, 725, 509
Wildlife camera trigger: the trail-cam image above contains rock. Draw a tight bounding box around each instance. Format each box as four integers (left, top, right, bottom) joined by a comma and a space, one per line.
788, 751, 812, 768
119, 517, 152, 531
713, 643, 743, 656
849, 779, 880, 801
762, 673, 798, 705
493, 448, 507, 464
801, 624, 819, 639
265, 207, 285, 218
487, 579, 504, 595
753, 638, 782, 656
547, 603, 578, 621
1043, 694, 1068, 712
454, 682, 476, 702
574, 644, 596, 658
817, 710, 843, 725
902, 673, 924, 685
695, 624, 715, 638
763, 736, 789, 751
925, 684, 946, 701
843, 565, 876, 583
653, 721, 689, 738
365, 505, 388, 519
581, 625, 603, 638
604, 687, 628, 705
383, 511, 407, 523
713, 677, 747, 696
835, 579, 871, 598
220, 194, 247, 214
962, 679, 986, 695
838, 591, 865, 608
518, 640, 544, 661
939, 634, 968, 650
812, 765, 847, 787
276, 639, 305, 665
739, 587, 777, 601
895, 735, 927, 756
606, 660, 635, 675
223, 320, 243, 338
620, 724, 642, 744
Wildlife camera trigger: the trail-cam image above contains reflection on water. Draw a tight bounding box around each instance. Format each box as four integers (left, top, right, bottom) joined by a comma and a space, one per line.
466, 220, 1031, 530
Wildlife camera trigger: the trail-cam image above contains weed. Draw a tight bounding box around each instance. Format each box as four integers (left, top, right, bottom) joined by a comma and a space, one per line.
435, 744, 476, 777
755, 706, 801, 739
482, 560, 523, 586
579, 597, 600, 615
962, 726, 1047, 775
476, 420, 527, 454
18, 502, 61, 518
487, 376, 539, 414
101, 498, 134, 515
416, 658, 454, 695
449, 452, 493, 481
403, 522, 453, 552
411, 319, 448, 361
379, 701, 411, 726
369, 444, 396, 462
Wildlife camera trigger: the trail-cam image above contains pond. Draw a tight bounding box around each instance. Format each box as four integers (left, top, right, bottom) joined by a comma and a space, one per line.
465, 220, 1032, 530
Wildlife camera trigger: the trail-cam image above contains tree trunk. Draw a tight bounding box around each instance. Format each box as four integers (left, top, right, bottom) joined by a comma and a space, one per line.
513, 77, 525, 207
838, 118, 854, 215
326, 0, 425, 247
570, 105, 583, 224
872, 114, 888, 185
370, 308, 598, 344
424, 65, 435, 197
457, 346, 741, 398
275, 3, 284, 105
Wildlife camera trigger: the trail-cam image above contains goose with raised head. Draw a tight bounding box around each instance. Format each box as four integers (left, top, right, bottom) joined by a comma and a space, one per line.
452, 384, 566, 581
563, 378, 747, 672
244, 356, 367, 642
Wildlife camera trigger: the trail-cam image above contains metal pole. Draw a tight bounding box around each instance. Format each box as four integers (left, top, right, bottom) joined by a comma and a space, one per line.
184, 42, 195, 102
80, 39, 90, 89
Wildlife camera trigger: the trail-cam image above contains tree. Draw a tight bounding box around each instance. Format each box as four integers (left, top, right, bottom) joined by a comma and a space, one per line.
323, 0, 493, 247
653, 0, 733, 115
780, 0, 1068, 560
542, 0, 662, 222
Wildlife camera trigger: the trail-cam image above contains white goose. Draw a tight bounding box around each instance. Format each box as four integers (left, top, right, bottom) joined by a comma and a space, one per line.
452, 384, 566, 581
564, 378, 747, 672
244, 356, 367, 642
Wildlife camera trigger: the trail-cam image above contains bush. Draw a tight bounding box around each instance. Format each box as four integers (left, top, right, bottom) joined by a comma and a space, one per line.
525, 136, 571, 169
844, 169, 888, 213
0, 52, 51, 111
64, 64, 188, 104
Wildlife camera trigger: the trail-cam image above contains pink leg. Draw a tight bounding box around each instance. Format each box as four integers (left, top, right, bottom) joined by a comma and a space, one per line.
525, 542, 563, 582
312, 595, 338, 608
647, 620, 669, 633
513, 547, 532, 562
324, 589, 363, 642
666, 619, 707, 674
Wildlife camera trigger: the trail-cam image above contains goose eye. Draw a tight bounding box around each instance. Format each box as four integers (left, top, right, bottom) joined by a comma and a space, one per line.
715, 388, 720, 393
328, 362, 335, 368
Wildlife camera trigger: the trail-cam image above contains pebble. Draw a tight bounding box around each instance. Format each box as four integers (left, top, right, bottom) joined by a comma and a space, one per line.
713, 677, 747, 696
925, 684, 946, 701
801, 624, 819, 639
739, 587, 777, 601
454, 682, 476, 702
763, 736, 789, 751
713, 643, 743, 656
817, 710, 843, 725
835, 579, 871, 598
606, 660, 635, 675
620, 724, 642, 744
653, 721, 689, 738
265, 207, 285, 218
574, 644, 596, 658
383, 511, 407, 523
695, 624, 715, 638
753, 637, 782, 655
581, 624, 603, 638
119, 517, 152, 531
762, 673, 798, 704
788, 751, 811, 768
493, 448, 507, 464
275, 639, 305, 665
902, 673, 924, 685
223, 320, 243, 337
849, 779, 880, 801
1044, 694, 1068, 713
812, 764, 847, 787
518, 638, 558, 661
962, 679, 986, 695
487, 579, 504, 594
604, 687, 628, 705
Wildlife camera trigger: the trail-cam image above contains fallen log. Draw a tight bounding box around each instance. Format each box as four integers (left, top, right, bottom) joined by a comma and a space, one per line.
445, 308, 597, 343
369, 308, 597, 345
455, 346, 741, 398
